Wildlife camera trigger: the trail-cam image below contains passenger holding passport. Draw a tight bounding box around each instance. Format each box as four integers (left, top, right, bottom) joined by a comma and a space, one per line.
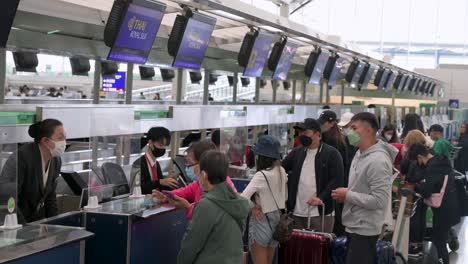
153, 140, 237, 219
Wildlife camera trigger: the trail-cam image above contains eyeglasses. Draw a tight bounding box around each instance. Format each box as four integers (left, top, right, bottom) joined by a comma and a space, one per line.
186, 163, 198, 168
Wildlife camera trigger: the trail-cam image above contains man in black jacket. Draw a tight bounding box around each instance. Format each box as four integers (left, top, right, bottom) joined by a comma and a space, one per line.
282, 118, 344, 232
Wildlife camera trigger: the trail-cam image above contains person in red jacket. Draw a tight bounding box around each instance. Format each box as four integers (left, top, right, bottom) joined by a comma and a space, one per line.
153, 140, 237, 219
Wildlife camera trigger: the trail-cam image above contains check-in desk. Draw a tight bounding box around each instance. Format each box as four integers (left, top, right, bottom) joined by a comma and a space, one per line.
0, 225, 93, 264
36, 197, 188, 264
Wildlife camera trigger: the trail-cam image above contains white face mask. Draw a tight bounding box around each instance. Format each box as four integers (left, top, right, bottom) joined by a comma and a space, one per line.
384, 134, 393, 141
50, 140, 66, 157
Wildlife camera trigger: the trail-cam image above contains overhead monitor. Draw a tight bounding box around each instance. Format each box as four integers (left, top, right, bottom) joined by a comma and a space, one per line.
384, 71, 396, 91
358, 63, 376, 90
239, 30, 274, 77
0, 0, 20, 48
347, 60, 365, 88
105, 0, 166, 64
400, 75, 410, 92
102, 71, 126, 92
407, 77, 417, 92
327, 57, 345, 87
168, 10, 216, 70
268, 37, 298, 80
311, 51, 330, 84
393, 73, 403, 90
377, 69, 389, 89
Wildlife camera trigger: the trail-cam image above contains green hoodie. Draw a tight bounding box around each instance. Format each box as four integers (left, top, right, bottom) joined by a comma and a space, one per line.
177, 181, 251, 264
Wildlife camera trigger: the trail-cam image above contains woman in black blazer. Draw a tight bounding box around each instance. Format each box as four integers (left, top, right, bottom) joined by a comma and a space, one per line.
1, 119, 66, 224
131, 127, 178, 194
408, 143, 460, 264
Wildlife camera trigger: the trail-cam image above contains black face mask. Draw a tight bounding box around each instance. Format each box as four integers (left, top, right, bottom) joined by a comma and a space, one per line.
299, 135, 313, 147
151, 146, 166, 158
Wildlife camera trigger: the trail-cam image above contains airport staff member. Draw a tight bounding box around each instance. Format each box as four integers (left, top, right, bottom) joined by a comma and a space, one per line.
1, 119, 66, 224
132, 127, 178, 194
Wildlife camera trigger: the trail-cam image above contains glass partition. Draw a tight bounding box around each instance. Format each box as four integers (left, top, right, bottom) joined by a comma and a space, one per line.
380, 106, 388, 129
220, 108, 248, 178
268, 107, 291, 158
0, 136, 19, 229
396, 108, 403, 134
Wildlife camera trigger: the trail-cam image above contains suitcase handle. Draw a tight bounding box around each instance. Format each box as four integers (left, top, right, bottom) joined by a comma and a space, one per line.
307, 203, 326, 232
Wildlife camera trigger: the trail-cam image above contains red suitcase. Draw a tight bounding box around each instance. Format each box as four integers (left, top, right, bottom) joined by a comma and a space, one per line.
279, 206, 332, 264
279, 230, 330, 264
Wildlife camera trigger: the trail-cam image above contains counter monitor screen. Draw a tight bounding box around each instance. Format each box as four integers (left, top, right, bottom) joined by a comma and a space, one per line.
102, 71, 126, 92
243, 31, 274, 77
173, 13, 216, 70
107, 0, 166, 64
384, 71, 396, 91
359, 64, 376, 89
350, 62, 365, 88
309, 51, 330, 85
328, 57, 345, 87
272, 42, 298, 80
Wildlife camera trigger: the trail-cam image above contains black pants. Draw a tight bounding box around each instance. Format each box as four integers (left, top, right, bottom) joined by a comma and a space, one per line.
410, 201, 427, 243
346, 233, 379, 264
432, 226, 450, 264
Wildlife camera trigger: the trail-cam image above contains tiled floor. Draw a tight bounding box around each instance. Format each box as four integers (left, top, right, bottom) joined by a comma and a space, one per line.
408, 217, 468, 264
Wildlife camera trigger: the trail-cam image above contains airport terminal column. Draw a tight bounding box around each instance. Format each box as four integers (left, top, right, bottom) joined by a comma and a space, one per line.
301, 80, 307, 104
170, 68, 186, 161
292, 80, 297, 104
324, 81, 330, 105
272, 80, 278, 103
202, 69, 210, 105
341, 81, 345, 105
0, 48, 5, 104
319, 81, 324, 104
255, 78, 260, 103
232, 72, 238, 104
201, 69, 211, 139
93, 59, 101, 104
125, 63, 134, 104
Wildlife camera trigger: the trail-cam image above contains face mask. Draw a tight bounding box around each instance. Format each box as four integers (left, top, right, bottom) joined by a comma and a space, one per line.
342, 128, 350, 136
347, 130, 361, 147
151, 146, 166, 158
49, 140, 66, 157
384, 134, 393, 141
299, 135, 312, 147
185, 166, 198, 182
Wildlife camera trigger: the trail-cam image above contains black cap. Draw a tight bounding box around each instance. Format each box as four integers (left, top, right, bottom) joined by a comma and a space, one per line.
429, 124, 444, 133
318, 110, 337, 124
297, 118, 321, 132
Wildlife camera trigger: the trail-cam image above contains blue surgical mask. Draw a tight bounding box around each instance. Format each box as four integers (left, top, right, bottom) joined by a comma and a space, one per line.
185, 166, 197, 182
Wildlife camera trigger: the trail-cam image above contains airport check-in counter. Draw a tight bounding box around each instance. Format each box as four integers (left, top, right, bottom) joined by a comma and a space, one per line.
33, 198, 188, 264
0, 225, 92, 264
1, 103, 377, 264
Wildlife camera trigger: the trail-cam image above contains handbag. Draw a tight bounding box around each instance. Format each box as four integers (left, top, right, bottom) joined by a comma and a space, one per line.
260, 171, 294, 243
423, 175, 448, 208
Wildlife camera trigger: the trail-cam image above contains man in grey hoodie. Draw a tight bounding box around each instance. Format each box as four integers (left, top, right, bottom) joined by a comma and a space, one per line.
332, 112, 397, 264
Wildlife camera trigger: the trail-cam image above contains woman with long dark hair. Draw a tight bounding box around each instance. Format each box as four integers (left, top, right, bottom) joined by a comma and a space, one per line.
242, 135, 287, 264
401, 114, 425, 139
379, 124, 401, 144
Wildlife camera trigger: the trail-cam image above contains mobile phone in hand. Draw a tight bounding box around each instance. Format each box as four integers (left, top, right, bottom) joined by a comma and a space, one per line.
162, 190, 176, 200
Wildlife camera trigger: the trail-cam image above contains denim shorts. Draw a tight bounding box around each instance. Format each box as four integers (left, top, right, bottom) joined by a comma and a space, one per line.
249, 210, 281, 249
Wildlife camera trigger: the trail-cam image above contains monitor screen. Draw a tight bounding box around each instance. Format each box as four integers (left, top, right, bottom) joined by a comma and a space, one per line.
328, 57, 345, 87
309, 52, 330, 84
108, 2, 165, 64
173, 15, 216, 70
384, 71, 396, 91
360, 65, 376, 89
272, 42, 298, 80
243, 31, 273, 77
102, 71, 126, 92
350, 62, 365, 88
378, 70, 389, 89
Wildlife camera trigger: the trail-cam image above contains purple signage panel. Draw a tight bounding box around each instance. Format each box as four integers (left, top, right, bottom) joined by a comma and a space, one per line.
108, 3, 164, 64
309, 52, 330, 84
272, 42, 299, 81
102, 71, 126, 92
243, 32, 273, 77
173, 18, 215, 70
328, 57, 344, 87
